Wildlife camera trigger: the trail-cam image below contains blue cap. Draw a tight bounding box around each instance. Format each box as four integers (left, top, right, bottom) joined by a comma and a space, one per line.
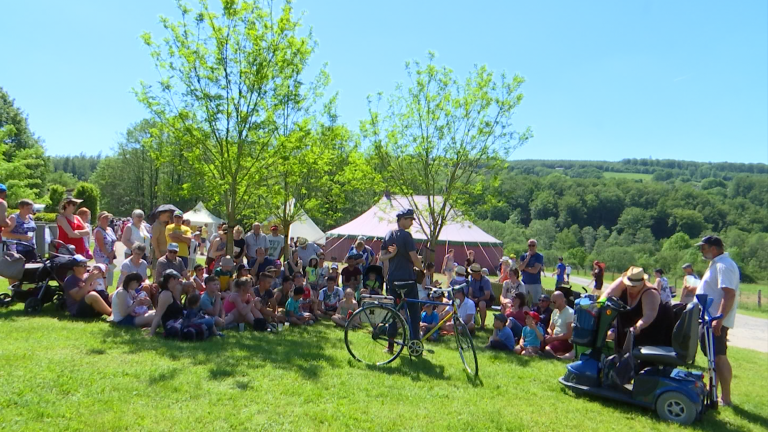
0, 184, 6, 192
396, 208, 415, 220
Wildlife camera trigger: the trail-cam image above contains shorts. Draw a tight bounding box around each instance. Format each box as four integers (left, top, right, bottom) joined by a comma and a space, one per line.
72, 297, 101, 319
546, 339, 573, 355
699, 324, 728, 357
179, 256, 189, 268
115, 315, 136, 327
473, 294, 495, 307
324, 305, 338, 314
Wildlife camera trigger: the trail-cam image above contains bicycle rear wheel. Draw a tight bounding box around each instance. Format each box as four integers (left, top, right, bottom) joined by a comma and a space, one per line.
454, 317, 478, 376
345, 303, 408, 366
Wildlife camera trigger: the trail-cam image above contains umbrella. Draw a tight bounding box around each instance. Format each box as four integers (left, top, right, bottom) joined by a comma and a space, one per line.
147, 204, 181, 225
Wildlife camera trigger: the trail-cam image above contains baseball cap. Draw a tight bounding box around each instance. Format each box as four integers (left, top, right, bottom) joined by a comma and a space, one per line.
270, 224, 279, 231
493, 313, 508, 324
396, 208, 415, 220
681, 263, 693, 269
167, 243, 180, 252
539, 294, 551, 302
524, 310, 541, 323
72, 254, 88, 264
0, 184, 6, 192
93, 263, 107, 273
695, 235, 724, 248
173, 210, 183, 218
302, 286, 311, 300
330, 263, 339, 269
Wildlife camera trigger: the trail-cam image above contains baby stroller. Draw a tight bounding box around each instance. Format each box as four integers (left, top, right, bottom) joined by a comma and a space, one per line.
361, 265, 384, 299
0, 240, 79, 314
556, 284, 589, 309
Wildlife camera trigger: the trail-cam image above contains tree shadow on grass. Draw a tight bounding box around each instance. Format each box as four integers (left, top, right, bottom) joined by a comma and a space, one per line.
728, 406, 768, 431
99, 325, 335, 382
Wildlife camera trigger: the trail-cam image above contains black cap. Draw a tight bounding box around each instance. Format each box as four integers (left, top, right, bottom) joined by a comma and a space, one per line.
396, 208, 415, 220
696, 235, 723, 248
539, 294, 551, 302
493, 313, 508, 324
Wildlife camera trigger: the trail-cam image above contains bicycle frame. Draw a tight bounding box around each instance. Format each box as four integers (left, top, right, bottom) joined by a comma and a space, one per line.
393, 296, 457, 343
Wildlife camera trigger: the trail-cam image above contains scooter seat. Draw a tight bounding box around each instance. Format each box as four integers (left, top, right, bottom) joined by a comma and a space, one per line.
632, 346, 687, 367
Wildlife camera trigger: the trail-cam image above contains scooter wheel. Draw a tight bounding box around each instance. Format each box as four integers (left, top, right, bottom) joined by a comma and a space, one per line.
656, 391, 698, 425
24, 297, 42, 314
0, 292, 10, 307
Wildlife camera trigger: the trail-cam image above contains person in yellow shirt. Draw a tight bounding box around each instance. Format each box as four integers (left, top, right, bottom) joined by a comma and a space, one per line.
166, 210, 193, 267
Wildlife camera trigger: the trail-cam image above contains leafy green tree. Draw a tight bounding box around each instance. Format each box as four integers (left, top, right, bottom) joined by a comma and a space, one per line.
135, 0, 318, 253
615, 207, 653, 235
669, 209, 710, 238
73, 183, 100, 223
564, 247, 588, 270
581, 226, 597, 253
48, 185, 66, 209
361, 52, 531, 263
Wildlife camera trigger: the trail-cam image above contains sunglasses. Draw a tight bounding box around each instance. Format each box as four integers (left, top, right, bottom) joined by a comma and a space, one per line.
168, 250, 178, 254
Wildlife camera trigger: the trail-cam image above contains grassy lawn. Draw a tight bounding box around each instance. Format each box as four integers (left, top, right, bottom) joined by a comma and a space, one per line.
1, 301, 768, 431
604, 172, 653, 182
738, 283, 768, 319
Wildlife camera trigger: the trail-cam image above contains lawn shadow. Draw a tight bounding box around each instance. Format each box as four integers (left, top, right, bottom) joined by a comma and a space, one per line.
349, 355, 450, 382
728, 405, 768, 430
99, 324, 336, 382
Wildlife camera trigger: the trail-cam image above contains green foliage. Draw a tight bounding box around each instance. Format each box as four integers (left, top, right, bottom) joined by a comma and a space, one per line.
361, 51, 531, 261
73, 183, 100, 223
50, 153, 102, 181
33, 212, 58, 223
47, 185, 66, 209
47, 171, 79, 189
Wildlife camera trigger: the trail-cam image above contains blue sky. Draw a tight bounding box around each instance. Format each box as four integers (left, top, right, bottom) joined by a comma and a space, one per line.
1, 1, 766, 163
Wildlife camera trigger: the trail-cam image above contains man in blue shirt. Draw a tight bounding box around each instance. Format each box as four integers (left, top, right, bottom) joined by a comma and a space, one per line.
468, 263, 494, 329
553, 257, 566, 287
380, 208, 423, 342
518, 238, 544, 307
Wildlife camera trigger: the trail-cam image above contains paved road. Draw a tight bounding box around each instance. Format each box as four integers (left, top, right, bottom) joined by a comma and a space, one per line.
558, 274, 768, 353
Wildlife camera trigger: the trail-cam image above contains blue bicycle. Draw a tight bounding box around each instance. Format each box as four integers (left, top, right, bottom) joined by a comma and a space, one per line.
344, 283, 478, 376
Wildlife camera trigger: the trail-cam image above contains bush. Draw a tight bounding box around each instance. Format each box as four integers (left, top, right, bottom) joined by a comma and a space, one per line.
48, 185, 66, 209
34, 212, 58, 223
73, 183, 100, 224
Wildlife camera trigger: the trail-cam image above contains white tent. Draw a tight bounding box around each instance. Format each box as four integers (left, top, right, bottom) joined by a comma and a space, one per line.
267, 199, 326, 245
184, 202, 224, 238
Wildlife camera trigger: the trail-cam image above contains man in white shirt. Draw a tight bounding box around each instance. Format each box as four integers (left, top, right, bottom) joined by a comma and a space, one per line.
544, 291, 574, 359
442, 287, 476, 334
695, 235, 739, 406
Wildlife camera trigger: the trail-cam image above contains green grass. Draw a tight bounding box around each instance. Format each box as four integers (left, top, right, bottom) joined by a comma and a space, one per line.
1, 303, 768, 431
603, 172, 653, 182
738, 283, 768, 319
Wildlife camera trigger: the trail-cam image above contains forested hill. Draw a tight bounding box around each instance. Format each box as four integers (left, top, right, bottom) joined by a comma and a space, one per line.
508, 159, 768, 181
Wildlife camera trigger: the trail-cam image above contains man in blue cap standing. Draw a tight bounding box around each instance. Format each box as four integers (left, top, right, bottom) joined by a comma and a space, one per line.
380, 208, 424, 344
0, 184, 10, 239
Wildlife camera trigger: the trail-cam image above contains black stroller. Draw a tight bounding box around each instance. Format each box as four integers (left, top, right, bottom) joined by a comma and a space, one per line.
555, 284, 589, 309
0, 240, 80, 314
361, 265, 384, 299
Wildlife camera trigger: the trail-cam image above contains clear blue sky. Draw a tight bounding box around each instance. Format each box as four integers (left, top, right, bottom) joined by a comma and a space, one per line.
1, 0, 766, 163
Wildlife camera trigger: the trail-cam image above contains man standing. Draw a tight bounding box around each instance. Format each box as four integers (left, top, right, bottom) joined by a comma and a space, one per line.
553, 257, 566, 287
695, 235, 739, 406
244, 222, 269, 268
296, 237, 322, 270
165, 210, 193, 268
266, 224, 285, 261
380, 208, 423, 341
151, 210, 173, 274
518, 239, 544, 307
680, 263, 700, 304
468, 263, 494, 329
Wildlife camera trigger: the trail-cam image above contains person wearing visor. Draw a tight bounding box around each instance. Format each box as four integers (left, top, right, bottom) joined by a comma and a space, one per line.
379, 208, 424, 342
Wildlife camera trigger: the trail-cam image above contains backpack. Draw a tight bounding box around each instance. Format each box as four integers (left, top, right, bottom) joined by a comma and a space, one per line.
164, 317, 211, 341
572, 295, 599, 347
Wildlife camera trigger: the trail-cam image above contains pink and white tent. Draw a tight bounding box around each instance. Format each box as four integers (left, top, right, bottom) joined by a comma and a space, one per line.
324, 195, 504, 275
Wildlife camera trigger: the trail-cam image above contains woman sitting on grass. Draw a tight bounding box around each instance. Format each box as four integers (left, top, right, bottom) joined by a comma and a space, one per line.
111, 272, 155, 328
149, 270, 184, 336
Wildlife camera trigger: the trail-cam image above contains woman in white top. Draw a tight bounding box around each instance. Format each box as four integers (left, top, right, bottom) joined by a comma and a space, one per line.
121, 209, 151, 260
118, 242, 150, 288
654, 268, 672, 304
111, 272, 155, 327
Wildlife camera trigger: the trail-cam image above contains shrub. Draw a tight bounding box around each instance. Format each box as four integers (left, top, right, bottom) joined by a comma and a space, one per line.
73, 183, 100, 224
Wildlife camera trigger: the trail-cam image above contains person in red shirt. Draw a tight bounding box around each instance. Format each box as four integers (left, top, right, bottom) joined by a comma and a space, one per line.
341, 255, 362, 290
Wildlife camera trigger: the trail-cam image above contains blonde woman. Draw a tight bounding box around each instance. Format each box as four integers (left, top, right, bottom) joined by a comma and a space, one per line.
232, 225, 246, 264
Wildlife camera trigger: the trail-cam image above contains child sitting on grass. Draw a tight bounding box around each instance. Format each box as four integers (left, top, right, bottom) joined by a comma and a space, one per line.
183, 292, 223, 338
420, 304, 440, 341
285, 285, 314, 325
514, 311, 544, 356
214, 256, 235, 293
485, 313, 516, 351
318, 276, 344, 318
332, 288, 359, 328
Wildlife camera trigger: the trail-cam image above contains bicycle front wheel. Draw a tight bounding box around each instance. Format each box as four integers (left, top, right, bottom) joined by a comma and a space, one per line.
454, 317, 478, 376
345, 303, 408, 366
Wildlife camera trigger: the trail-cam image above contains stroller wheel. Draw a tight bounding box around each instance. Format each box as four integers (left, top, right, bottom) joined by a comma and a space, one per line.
0, 292, 10, 307
24, 297, 42, 314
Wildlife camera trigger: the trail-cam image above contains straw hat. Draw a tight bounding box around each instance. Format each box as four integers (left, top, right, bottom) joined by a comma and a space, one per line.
622, 266, 648, 287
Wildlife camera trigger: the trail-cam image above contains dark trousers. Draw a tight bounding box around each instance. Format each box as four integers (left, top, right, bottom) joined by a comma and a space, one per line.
387, 280, 421, 341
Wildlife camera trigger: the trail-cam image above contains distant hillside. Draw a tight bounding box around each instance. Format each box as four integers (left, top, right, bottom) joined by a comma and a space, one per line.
508, 159, 768, 182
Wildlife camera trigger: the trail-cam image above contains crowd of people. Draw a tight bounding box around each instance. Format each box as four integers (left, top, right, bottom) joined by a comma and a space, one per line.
0, 187, 740, 405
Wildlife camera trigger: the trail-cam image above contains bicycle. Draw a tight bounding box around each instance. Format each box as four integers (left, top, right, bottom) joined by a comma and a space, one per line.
344, 282, 478, 376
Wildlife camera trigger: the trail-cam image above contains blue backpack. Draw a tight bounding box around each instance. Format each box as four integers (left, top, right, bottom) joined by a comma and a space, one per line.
572, 295, 599, 347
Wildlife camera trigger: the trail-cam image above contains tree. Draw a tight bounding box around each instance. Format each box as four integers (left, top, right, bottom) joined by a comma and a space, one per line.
74, 183, 100, 224
48, 185, 66, 209
615, 207, 653, 235
362, 52, 531, 263
669, 208, 711, 238
135, 0, 317, 253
